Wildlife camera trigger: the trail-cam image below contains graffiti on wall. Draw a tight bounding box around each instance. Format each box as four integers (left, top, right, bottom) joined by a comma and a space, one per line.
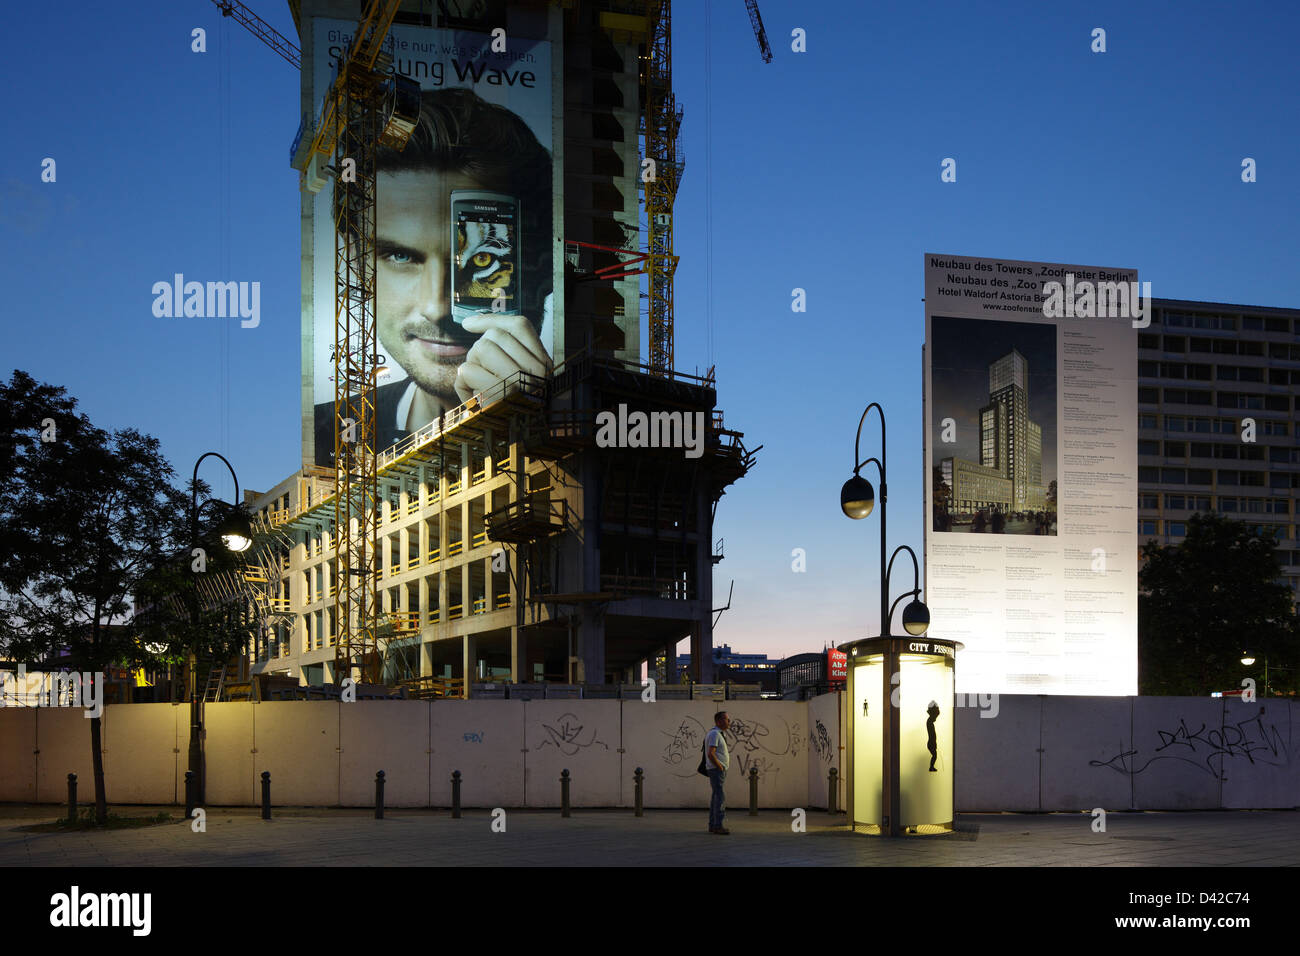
537, 713, 608, 757
1091, 711, 1291, 780
661, 713, 800, 778
809, 719, 834, 764
661, 716, 706, 775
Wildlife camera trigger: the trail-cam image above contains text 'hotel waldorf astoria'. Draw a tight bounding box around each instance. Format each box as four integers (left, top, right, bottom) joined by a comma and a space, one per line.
941, 349, 1049, 518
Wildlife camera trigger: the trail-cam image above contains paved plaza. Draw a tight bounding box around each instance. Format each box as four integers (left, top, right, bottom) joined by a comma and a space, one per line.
0, 805, 1295, 866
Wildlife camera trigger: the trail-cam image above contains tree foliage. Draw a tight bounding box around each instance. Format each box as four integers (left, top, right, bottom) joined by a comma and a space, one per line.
1139, 512, 1298, 696
0, 370, 258, 822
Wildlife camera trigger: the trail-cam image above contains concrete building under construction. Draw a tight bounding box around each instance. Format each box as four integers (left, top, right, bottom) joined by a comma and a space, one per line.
215, 0, 755, 697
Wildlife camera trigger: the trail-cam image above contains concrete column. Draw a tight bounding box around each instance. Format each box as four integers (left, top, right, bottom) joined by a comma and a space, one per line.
692, 622, 714, 684
661, 642, 675, 684
695, 481, 714, 681
510, 625, 527, 683
461, 634, 477, 698
572, 606, 602, 685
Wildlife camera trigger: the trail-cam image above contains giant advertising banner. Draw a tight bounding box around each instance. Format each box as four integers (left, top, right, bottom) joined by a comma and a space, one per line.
924, 254, 1139, 695
305, 19, 558, 467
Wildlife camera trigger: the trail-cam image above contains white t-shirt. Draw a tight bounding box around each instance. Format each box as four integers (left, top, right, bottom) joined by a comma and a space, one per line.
705, 726, 729, 771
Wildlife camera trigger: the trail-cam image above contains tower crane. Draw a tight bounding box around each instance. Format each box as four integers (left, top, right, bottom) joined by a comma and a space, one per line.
212, 0, 417, 685
211, 0, 301, 68
743, 0, 773, 63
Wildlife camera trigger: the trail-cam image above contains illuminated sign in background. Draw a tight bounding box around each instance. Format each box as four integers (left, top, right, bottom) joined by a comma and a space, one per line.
923, 254, 1138, 696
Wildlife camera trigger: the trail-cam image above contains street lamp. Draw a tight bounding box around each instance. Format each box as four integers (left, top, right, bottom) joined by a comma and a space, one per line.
838, 402, 932, 836
188, 452, 248, 808
1239, 653, 1282, 697
219, 510, 253, 554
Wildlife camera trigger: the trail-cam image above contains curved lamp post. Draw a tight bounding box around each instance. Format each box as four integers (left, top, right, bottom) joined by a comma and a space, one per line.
188, 452, 250, 807
840, 403, 931, 836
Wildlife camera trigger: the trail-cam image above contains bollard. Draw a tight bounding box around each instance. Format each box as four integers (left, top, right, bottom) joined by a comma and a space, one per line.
560, 769, 571, 818
451, 770, 462, 819
184, 770, 195, 820
633, 767, 644, 818
375, 770, 385, 820
828, 767, 839, 814
748, 766, 759, 816
261, 771, 271, 820
67, 773, 77, 823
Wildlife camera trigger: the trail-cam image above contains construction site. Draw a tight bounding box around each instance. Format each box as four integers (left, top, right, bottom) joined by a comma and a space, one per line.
178, 0, 767, 704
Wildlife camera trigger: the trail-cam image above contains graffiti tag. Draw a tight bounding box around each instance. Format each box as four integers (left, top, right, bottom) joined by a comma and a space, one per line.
1091, 712, 1290, 780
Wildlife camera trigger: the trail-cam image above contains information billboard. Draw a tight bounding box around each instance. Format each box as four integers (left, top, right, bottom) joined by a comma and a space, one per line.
924, 254, 1139, 695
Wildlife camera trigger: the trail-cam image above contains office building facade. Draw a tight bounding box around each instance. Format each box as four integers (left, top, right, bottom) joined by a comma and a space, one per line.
1138, 299, 1300, 610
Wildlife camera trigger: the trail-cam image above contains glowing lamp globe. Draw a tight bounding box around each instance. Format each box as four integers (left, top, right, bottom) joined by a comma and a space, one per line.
901, 599, 930, 636
840, 475, 875, 520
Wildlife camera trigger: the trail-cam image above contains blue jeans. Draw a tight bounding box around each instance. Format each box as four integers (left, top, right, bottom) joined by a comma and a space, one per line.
708, 768, 726, 830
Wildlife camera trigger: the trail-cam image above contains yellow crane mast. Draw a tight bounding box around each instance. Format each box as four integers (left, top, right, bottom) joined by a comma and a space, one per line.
210, 0, 415, 684
291, 0, 417, 685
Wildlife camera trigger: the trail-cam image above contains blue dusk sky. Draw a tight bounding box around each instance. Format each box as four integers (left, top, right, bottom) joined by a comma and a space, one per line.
2, 1, 1297, 661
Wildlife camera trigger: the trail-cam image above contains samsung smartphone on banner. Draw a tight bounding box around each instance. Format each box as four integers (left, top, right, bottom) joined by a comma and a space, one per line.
452, 190, 522, 324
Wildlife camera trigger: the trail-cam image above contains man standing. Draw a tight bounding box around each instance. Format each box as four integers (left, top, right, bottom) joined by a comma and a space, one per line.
705, 711, 731, 835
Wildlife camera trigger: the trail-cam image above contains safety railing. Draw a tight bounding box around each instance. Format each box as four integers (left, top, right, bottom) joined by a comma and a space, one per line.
385, 611, 422, 635
375, 371, 545, 473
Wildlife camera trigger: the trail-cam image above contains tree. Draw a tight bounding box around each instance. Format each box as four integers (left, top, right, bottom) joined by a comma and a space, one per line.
932, 465, 952, 510
0, 371, 259, 822
1138, 512, 1298, 696
0, 371, 198, 823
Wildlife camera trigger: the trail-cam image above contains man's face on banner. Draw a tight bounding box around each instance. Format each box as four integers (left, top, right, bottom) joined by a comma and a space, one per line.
375, 169, 483, 406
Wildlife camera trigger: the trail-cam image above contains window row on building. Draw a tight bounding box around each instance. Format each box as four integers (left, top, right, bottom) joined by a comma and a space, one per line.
1135, 466, 1299, 488
1158, 312, 1298, 333
1139, 493, 1291, 515
1136, 361, 1300, 385
1137, 387, 1296, 411
1138, 440, 1300, 463
1138, 414, 1289, 436
1139, 333, 1300, 360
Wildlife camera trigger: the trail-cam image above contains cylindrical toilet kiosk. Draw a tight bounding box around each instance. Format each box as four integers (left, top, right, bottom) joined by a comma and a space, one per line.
841, 636, 960, 834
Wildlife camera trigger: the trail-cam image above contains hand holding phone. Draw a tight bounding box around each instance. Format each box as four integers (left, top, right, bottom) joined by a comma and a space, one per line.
454, 313, 552, 402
